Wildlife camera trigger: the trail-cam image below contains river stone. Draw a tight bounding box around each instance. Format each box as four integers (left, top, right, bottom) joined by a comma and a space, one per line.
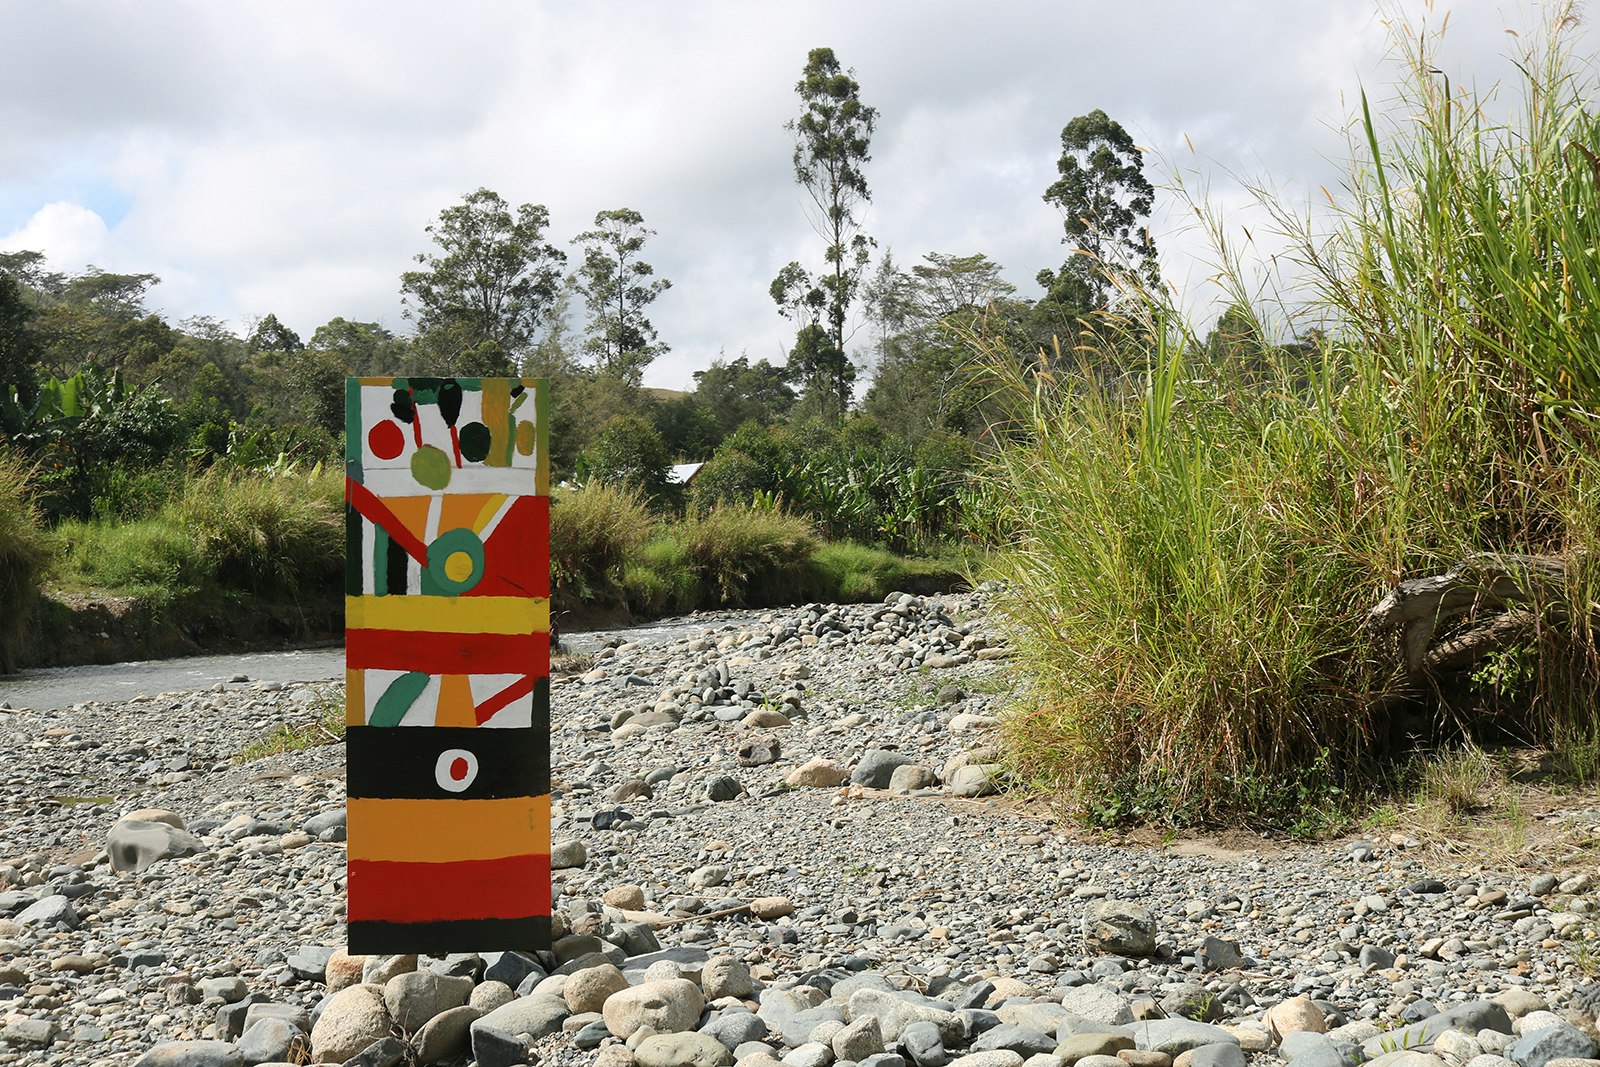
947, 764, 1002, 798
1175, 1044, 1248, 1067
1364, 1004, 1515, 1057
1059, 983, 1134, 1025
1495, 992, 1550, 1021
702, 1010, 768, 1049
1436, 1031, 1485, 1063
236, 1017, 306, 1064
552, 838, 588, 869
947, 1052, 1025, 1067
732, 739, 777, 771
852, 749, 918, 788
107, 819, 204, 873
889, 764, 936, 793
605, 978, 706, 1038
414, 1004, 480, 1065
1056, 1033, 1136, 1063
472, 993, 570, 1056
603, 884, 647, 910
702, 956, 755, 999
849, 987, 963, 1044
1365, 1053, 1449, 1067
834, 1016, 887, 1060
286, 945, 336, 982
132, 1041, 244, 1066
635, 1031, 736, 1067
361, 954, 417, 985
565, 962, 629, 1013
470, 980, 516, 1014
308, 984, 393, 1063
1133, 1020, 1240, 1055
1507, 1024, 1598, 1067
325, 950, 366, 993
782, 1005, 847, 1047
1082, 900, 1156, 957
902, 1019, 949, 1067
787, 757, 851, 788
1267, 998, 1328, 1041
971, 1023, 1058, 1056
120, 807, 185, 828
385, 970, 472, 1031
14, 894, 78, 929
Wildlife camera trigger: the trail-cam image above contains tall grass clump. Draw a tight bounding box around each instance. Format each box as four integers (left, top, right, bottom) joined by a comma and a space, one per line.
549, 483, 655, 604
981, 5, 1600, 827
0, 454, 51, 672
168, 466, 344, 600
678, 504, 818, 606
53, 518, 207, 602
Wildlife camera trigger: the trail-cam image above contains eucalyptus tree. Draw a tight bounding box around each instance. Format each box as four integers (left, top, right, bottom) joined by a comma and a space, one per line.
571, 208, 671, 387
771, 46, 878, 421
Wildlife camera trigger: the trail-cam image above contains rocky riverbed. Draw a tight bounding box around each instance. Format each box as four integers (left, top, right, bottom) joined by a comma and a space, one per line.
2, 591, 1600, 1067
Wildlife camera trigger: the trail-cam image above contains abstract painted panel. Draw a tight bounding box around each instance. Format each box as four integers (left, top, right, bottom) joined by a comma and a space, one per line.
343, 376, 550, 954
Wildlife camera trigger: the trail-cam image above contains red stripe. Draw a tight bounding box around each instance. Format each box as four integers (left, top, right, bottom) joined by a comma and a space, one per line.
475, 674, 536, 725
348, 854, 551, 922
409, 389, 422, 447
346, 477, 428, 564
449, 424, 462, 467
347, 628, 546, 675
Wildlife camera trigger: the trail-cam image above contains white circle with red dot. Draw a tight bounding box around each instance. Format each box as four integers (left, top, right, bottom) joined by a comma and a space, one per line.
435, 749, 479, 792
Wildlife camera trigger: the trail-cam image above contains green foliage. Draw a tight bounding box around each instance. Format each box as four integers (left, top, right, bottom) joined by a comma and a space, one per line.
678, 504, 818, 606
168, 467, 343, 599
581, 414, 673, 504
984, 9, 1600, 828
621, 536, 698, 617
572, 208, 671, 386
233, 687, 344, 762
691, 354, 795, 438
0, 274, 40, 408
52, 517, 206, 601
1038, 109, 1159, 313
548, 482, 655, 603
811, 541, 969, 602
0, 453, 50, 672
400, 188, 566, 371
774, 46, 878, 419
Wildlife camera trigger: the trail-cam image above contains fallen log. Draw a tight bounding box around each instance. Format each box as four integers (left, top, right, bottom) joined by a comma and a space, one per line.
1366, 553, 1575, 676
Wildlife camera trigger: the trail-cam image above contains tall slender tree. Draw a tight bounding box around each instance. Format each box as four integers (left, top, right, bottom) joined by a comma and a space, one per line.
571, 208, 671, 387
1037, 110, 1160, 314
772, 46, 878, 421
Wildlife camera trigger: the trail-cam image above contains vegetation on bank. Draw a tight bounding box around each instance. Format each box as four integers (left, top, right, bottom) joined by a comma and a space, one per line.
982, 7, 1600, 831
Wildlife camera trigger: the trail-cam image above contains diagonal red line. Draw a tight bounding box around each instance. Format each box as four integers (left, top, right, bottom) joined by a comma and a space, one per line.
475, 674, 537, 725
346, 477, 428, 565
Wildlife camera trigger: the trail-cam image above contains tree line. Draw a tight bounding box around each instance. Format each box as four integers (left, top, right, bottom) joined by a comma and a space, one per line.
0, 43, 1222, 540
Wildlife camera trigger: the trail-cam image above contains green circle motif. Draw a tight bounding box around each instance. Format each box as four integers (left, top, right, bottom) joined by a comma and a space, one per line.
459, 421, 492, 463
410, 445, 452, 490
425, 528, 485, 595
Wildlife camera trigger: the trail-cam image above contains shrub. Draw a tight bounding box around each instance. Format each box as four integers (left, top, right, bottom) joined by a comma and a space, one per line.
549, 483, 655, 603
0, 453, 50, 672
979, 8, 1600, 827
53, 518, 208, 601
167, 467, 343, 600
679, 505, 817, 606
621, 535, 698, 617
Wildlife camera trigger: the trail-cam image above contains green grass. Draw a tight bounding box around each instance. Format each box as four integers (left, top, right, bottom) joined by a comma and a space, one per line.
0, 454, 51, 672
169, 466, 343, 600
978, 8, 1600, 829
677, 504, 818, 606
52, 517, 208, 603
550, 482, 655, 605
233, 689, 345, 762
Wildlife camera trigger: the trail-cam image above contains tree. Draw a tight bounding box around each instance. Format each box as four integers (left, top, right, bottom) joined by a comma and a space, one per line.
772, 47, 879, 421
784, 324, 852, 425
691, 353, 795, 437
308, 317, 408, 376
581, 413, 671, 503
400, 188, 566, 373
247, 313, 304, 356
571, 208, 671, 386
0, 275, 40, 407
1037, 110, 1160, 314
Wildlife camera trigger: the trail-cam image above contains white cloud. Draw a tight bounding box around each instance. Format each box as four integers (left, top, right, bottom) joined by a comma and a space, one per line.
0, 202, 110, 271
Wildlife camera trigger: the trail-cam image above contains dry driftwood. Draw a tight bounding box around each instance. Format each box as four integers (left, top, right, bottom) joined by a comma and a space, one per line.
1365, 553, 1575, 676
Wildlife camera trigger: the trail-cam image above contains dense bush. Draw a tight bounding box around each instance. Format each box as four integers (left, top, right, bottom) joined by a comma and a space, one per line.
983, 10, 1600, 829
677, 505, 819, 607
168, 467, 344, 600
549, 482, 655, 604
53, 518, 207, 601
0, 454, 50, 671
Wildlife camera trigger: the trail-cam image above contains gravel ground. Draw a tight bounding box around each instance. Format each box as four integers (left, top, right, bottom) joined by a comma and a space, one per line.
1, 591, 1598, 1067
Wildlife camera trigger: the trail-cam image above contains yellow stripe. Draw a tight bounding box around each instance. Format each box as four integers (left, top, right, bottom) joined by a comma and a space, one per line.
346, 596, 549, 634
347, 796, 550, 862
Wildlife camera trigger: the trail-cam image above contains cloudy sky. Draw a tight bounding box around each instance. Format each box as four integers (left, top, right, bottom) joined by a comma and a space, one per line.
0, 2, 1583, 390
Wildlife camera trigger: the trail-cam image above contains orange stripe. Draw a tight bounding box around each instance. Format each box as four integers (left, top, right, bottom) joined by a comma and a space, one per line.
346, 796, 549, 862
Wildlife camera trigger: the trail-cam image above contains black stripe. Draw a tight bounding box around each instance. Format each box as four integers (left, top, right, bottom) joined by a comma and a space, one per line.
347, 725, 549, 799
348, 915, 551, 955
345, 503, 363, 596
383, 528, 408, 596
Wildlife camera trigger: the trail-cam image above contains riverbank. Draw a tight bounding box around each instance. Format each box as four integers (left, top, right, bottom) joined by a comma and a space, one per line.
0, 591, 1597, 1066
